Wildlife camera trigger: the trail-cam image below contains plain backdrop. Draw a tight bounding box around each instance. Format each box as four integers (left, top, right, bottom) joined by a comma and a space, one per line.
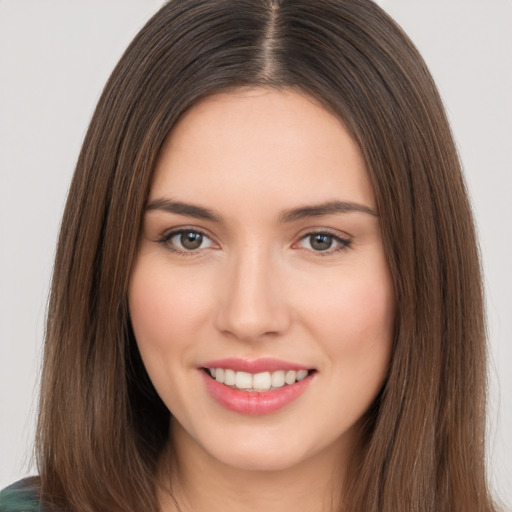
1, 0, 511, 507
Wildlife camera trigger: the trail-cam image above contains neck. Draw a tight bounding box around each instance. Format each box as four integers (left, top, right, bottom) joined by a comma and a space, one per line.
156, 420, 357, 512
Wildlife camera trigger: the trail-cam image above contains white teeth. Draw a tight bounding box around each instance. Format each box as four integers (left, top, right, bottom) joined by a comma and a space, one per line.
207, 368, 310, 391
271, 370, 285, 388
253, 372, 271, 390
235, 371, 253, 389
296, 369, 308, 381
224, 368, 236, 386
215, 368, 224, 383
285, 370, 297, 385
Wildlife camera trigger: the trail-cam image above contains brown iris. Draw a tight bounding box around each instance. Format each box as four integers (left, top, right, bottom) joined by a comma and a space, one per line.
180, 231, 203, 250
309, 234, 333, 251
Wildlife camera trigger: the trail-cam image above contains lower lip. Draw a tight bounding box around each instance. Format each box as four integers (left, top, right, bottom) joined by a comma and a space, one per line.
200, 370, 314, 415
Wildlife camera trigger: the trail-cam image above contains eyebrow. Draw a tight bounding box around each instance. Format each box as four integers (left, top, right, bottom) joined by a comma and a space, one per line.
146, 198, 378, 223
146, 198, 221, 222
279, 201, 378, 222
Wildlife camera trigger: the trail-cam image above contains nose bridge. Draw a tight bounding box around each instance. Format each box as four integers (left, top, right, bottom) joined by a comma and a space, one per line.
215, 242, 289, 340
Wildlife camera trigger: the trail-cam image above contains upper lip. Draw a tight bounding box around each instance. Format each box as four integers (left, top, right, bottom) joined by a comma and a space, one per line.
200, 358, 312, 373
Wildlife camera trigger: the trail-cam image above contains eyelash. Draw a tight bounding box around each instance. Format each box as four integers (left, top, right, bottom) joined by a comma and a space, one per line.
158, 228, 215, 256
157, 228, 352, 256
295, 231, 352, 255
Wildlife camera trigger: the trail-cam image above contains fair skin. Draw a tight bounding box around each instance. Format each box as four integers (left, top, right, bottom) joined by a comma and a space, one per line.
129, 88, 396, 512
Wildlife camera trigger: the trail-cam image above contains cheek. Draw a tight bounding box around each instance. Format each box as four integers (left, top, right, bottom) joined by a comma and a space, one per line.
322, 273, 395, 421
128, 260, 212, 356
307, 274, 394, 343
299, 259, 396, 379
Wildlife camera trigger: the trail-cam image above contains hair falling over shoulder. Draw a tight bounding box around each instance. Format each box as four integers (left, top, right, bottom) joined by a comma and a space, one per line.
35, 1, 498, 511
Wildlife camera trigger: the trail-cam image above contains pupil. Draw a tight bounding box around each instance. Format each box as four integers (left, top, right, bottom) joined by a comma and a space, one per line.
311, 234, 332, 251
181, 232, 202, 250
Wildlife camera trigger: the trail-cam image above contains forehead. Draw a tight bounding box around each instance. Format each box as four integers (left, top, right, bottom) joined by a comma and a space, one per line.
150, 88, 374, 213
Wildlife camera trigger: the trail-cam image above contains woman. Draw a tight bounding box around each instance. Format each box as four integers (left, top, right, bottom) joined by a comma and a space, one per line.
0, 0, 499, 511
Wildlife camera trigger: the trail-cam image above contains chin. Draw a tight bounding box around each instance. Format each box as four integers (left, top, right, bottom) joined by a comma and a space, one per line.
197, 426, 324, 473
211, 445, 309, 473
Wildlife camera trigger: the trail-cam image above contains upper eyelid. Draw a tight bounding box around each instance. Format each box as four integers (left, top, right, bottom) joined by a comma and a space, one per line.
294, 226, 352, 241
293, 229, 352, 253
160, 226, 214, 241
158, 228, 217, 256
297, 232, 351, 245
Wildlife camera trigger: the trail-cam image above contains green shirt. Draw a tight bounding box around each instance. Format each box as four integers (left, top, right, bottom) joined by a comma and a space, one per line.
0, 479, 42, 512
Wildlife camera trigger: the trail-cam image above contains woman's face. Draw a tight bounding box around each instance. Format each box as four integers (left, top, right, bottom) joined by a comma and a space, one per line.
129, 88, 395, 473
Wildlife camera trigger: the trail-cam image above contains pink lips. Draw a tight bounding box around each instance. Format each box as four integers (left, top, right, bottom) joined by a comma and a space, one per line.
201, 358, 310, 373
199, 358, 315, 415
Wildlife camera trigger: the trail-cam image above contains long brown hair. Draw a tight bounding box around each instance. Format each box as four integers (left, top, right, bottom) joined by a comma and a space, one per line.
36, 1, 496, 510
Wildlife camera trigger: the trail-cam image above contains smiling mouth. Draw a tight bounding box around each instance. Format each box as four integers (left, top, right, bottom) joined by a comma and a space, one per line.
203, 368, 314, 392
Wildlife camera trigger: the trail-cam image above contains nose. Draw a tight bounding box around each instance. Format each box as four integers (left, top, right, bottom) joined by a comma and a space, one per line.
214, 246, 291, 342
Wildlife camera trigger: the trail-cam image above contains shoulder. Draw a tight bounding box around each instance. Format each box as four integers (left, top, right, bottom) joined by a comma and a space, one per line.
0, 478, 43, 512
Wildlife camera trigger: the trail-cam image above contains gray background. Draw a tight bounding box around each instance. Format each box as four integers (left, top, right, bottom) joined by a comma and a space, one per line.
1, 0, 510, 507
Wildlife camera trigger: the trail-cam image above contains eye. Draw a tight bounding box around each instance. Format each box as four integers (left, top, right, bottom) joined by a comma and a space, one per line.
296, 232, 351, 253
160, 229, 215, 253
